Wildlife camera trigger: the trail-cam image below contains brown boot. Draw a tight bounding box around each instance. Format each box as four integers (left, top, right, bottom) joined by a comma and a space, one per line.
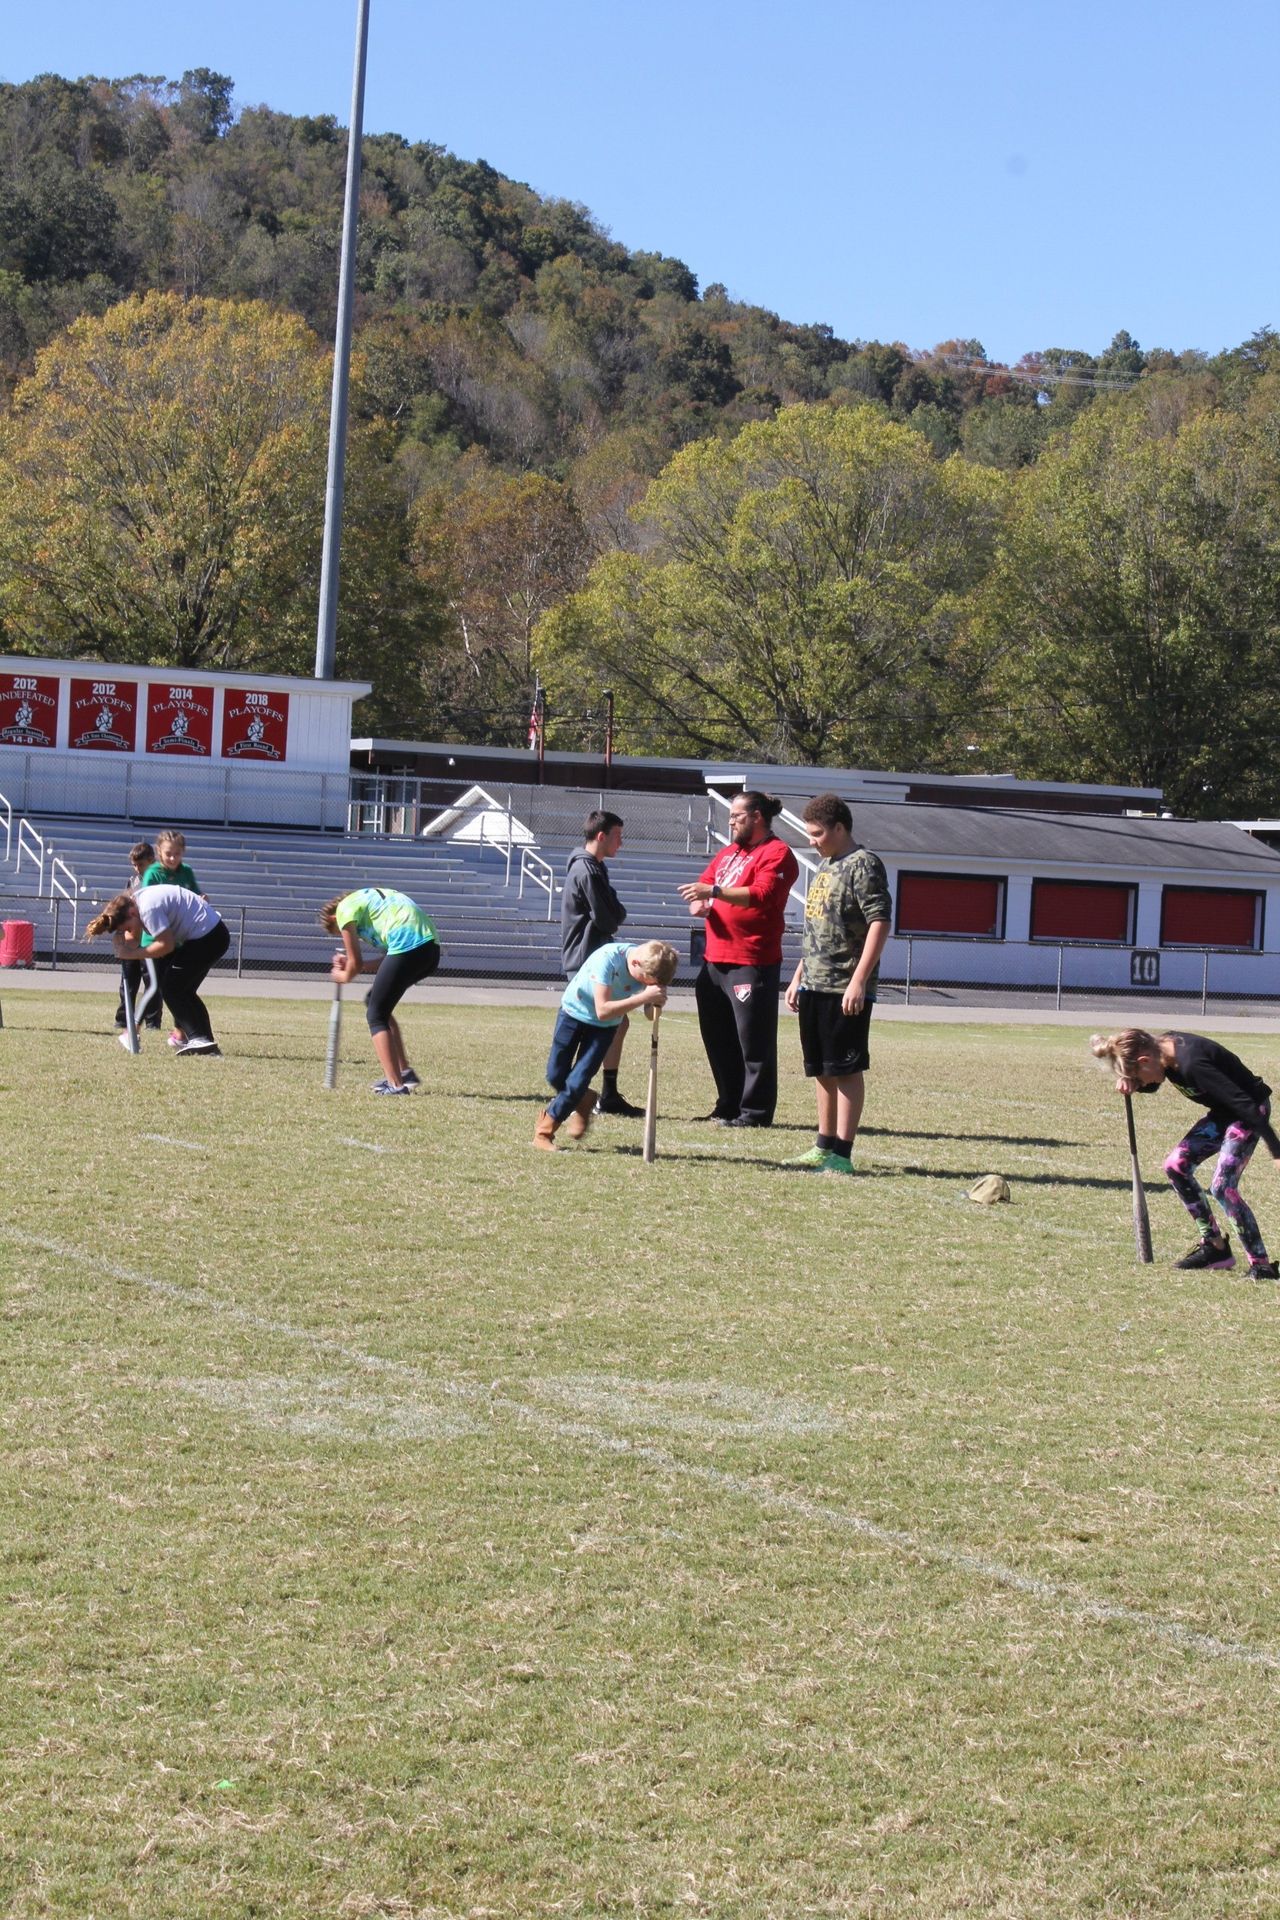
564, 1089, 598, 1141
533, 1108, 561, 1151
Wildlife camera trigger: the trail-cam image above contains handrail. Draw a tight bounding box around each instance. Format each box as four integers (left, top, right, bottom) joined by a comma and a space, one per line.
15, 817, 45, 892
0, 789, 10, 864
49, 856, 79, 940
517, 847, 557, 920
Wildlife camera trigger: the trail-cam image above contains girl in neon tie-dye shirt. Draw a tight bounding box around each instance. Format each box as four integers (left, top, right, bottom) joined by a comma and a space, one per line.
320, 887, 441, 1095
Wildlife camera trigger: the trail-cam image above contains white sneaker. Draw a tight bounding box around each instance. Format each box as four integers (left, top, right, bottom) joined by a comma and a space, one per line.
167, 1030, 185, 1049
175, 1037, 221, 1056
118, 1031, 137, 1051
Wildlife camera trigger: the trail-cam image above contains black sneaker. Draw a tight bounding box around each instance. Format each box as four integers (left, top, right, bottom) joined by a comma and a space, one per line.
695, 1110, 734, 1123
1249, 1261, 1279, 1282
596, 1091, 644, 1118
1173, 1235, 1235, 1271
721, 1114, 769, 1129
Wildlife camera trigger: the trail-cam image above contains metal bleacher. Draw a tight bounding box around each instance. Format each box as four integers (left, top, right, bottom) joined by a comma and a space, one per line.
0, 787, 803, 983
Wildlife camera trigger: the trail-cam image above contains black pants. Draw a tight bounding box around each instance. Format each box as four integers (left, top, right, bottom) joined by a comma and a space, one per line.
115, 956, 164, 1029
694, 960, 782, 1124
162, 922, 230, 1043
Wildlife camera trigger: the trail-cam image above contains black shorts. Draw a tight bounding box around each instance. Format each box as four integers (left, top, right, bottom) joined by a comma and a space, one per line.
798, 992, 873, 1077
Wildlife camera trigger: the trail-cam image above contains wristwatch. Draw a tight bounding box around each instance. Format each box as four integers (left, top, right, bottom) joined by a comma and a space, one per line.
711, 883, 723, 899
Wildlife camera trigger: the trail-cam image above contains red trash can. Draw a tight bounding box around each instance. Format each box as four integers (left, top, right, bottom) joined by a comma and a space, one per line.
1, 920, 35, 967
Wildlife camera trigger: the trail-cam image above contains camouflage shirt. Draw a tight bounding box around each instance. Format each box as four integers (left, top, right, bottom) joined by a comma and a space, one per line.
800, 846, 892, 994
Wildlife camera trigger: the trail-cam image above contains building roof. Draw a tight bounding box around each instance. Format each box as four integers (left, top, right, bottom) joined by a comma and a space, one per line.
846, 802, 1280, 878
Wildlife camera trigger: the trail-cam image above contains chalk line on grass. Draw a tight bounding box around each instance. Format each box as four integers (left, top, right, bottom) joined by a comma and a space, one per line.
176, 1373, 478, 1442
338, 1138, 395, 1155
9, 1224, 1279, 1674
535, 1372, 839, 1440
140, 1133, 205, 1153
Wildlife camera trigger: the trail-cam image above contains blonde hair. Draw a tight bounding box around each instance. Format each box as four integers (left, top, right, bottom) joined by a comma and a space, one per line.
85, 893, 135, 940
155, 829, 186, 856
631, 939, 679, 986
1090, 1028, 1161, 1078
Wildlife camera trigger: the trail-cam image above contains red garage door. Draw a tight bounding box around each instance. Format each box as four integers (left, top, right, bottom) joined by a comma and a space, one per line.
897, 873, 1003, 937
1031, 880, 1134, 943
1161, 888, 1261, 949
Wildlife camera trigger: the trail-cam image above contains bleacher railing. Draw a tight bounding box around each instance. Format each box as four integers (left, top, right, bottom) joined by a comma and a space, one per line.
4, 890, 1278, 1010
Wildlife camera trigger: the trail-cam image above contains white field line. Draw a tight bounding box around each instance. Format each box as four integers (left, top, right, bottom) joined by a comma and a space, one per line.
337, 1138, 396, 1155
139, 1134, 206, 1153
8, 1225, 1278, 1673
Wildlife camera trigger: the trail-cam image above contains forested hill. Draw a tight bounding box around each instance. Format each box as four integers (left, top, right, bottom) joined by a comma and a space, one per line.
0, 67, 1246, 465
2, 70, 1279, 814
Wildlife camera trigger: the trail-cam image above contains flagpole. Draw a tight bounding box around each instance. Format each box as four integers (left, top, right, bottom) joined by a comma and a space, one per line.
314, 0, 371, 681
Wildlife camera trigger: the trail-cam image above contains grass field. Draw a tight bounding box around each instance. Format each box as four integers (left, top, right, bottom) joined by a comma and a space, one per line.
5, 990, 1280, 1918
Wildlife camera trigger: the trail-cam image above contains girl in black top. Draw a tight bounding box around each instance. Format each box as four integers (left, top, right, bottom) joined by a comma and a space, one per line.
1092, 1028, 1280, 1278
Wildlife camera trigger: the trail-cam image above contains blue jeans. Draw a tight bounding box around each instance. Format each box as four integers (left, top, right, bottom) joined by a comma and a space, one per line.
546, 1010, 616, 1122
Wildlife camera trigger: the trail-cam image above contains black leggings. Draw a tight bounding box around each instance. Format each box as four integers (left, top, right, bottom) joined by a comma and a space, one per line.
162, 922, 230, 1043
365, 941, 441, 1034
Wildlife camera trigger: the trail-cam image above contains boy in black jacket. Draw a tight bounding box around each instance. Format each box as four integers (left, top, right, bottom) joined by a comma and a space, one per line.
560, 810, 641, 1116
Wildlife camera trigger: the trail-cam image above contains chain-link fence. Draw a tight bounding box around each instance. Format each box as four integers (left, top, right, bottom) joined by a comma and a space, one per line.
3, 885, 1278, 1013
348, 774, 721, 854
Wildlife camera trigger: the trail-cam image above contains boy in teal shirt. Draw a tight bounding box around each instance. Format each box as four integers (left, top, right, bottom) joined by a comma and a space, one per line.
535, 939, 677, 1149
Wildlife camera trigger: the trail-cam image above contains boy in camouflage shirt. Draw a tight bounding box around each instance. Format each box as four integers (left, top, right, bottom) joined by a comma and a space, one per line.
783, 793, 892, 1174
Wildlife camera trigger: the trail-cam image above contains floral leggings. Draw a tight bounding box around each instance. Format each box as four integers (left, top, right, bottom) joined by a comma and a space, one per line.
1164, 1109, 1270, 1265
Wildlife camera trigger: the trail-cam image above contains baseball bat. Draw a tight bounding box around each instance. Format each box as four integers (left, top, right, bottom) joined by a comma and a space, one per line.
324, 979, 343, 1090
121, 962, 140, 1055
1123, 1092, 1154, 1263
642, 1008, 661, 1164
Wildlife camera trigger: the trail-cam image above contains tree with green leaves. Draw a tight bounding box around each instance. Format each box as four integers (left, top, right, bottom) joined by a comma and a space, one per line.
982, 389, 1280, 816
412, 465, 590, 739
0, 291, 441, 728
535, 402, 1004, 766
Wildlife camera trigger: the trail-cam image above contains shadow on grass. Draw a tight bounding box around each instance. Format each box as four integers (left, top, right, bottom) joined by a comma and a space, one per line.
861, 1125, 1084, 1149
883, 1159, 1163, 1194
465, 1090, 555, 1105
599, 1142, 1161, 1193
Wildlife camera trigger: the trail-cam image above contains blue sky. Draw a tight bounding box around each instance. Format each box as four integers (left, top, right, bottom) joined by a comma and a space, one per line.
5, 0, 1277, 366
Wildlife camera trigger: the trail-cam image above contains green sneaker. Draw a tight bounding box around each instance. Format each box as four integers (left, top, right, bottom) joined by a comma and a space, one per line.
819, 1150, 855, 1176
788, 1144, 830, 1168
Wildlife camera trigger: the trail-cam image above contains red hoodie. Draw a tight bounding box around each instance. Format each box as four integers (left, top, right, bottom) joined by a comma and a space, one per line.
696, 836, 799, 967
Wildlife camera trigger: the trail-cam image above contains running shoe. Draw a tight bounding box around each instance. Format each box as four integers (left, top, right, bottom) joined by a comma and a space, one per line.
818, 1151, 854, 1176
401, 1068, 421, 1089
1249, 1260, 1279, 1282
787, 1144, 829, 1168
371, 1080, 411, 1096
175, 1038, 221, 1056
1173, 1235, 1235, 1270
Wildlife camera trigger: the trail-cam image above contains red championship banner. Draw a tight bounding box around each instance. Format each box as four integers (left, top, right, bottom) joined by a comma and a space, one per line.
221, 686, 289, 762
0, 671, 60, 748
145, 682, 213, 756
68, 676, 139, 752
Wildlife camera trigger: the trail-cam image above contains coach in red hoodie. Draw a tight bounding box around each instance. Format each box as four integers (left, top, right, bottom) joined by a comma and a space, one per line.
677, 791, 800, 1128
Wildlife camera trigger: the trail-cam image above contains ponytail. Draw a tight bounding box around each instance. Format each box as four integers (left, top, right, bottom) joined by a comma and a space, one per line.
85, 893, 135, 941
1090, 1029, 1160, 1078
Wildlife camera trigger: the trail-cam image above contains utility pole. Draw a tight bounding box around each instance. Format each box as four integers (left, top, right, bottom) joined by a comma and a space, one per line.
314, 0, 370, 680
